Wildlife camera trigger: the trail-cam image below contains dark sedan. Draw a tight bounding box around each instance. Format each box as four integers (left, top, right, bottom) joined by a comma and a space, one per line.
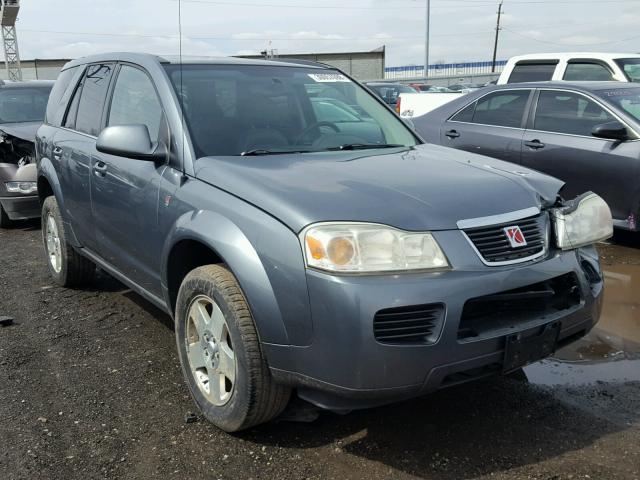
365, 82, 417, 108
414, 82, 640, 231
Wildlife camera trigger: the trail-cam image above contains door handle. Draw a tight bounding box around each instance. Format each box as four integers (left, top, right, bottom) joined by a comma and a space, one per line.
53, 147, 63, 160
445, 129, 460, 139
524, 139, 545, 150
93, 161, 108, 177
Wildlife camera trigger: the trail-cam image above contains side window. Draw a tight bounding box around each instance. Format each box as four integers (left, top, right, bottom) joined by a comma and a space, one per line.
64, 77, 83, 129
469, 90, 530, 128
534, 91, 615, 136
564, 62, 613, 81
450, 102, 475, 122
508, 62, 557, 83
75, 63, 114, 136
45, 67, 78, 126
108, 65, 163, 142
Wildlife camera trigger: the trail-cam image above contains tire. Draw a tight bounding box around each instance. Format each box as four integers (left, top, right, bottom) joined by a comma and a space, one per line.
41, 196, 95, 287
175, 264, 291, 432
0, 204, 11, 228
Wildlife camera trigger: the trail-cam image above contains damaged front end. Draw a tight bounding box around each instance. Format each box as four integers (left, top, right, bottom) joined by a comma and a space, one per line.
0, 126, 40, 225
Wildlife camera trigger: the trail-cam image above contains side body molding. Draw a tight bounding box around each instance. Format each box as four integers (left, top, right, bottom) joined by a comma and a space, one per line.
161, 210, 292, 346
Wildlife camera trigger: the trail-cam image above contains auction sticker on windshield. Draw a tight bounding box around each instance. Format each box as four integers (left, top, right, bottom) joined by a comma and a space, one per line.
308, 73, 351, 83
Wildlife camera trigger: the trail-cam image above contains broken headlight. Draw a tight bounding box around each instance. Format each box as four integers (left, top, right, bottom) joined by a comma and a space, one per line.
552, 192, 613, 250
5, 181, 37, 194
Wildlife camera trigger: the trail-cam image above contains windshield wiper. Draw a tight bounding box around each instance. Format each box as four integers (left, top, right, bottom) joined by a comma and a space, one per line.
241, 148, 314, 156
326, 143, 406, 151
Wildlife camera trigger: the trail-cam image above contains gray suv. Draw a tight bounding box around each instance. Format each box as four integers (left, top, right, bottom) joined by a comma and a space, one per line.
37, 53, 611, 432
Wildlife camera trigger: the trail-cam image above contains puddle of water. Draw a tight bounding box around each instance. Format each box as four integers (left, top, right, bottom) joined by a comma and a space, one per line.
526, 262, 640, 386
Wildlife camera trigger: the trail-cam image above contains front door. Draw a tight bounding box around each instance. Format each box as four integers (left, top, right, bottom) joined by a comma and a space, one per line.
521, 89, 639, 223
90, 64, 169, 294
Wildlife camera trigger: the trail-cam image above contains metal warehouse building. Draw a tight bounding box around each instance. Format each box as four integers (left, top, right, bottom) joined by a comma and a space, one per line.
0, 47, 386, 81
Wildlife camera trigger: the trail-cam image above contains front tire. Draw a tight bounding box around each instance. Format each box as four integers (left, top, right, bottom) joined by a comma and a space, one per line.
175, 265, 291, 432
42, 196, 95, 287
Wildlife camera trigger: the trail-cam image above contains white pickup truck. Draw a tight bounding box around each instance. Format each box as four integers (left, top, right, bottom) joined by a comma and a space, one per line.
497, 52, 640, 84
396, 92, 464, 119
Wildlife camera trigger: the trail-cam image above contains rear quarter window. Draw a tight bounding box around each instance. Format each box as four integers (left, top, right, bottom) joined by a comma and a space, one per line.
45, 67, 79, 126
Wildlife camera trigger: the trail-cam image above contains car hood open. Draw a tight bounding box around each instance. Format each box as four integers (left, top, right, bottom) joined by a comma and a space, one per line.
195, 144, 564, 232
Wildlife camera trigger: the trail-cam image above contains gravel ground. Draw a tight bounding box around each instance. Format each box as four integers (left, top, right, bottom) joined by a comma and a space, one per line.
1, 221, 639, 480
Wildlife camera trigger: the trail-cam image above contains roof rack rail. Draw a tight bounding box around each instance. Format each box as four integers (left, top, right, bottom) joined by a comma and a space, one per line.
267, 58, 329, 68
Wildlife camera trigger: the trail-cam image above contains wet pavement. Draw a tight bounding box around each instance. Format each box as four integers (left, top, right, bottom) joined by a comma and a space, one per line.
0, 224, 639, 479
526, 246, 640, 386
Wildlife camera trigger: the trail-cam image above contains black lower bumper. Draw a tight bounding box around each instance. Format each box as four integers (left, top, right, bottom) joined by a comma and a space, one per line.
0, 195, 40, 220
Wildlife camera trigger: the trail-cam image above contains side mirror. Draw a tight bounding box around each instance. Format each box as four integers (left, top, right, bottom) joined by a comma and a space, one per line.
96, 125, 165, 161
591, 121, 629, 141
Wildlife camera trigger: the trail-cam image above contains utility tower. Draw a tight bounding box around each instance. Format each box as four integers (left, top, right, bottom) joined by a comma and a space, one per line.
0, 0, 21, 81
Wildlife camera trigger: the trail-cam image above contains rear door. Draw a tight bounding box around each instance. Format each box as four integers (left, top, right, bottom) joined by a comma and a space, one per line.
52, 63, 114, 250
89, 63, 169, 294
522, 88, 639, 222
440, 89, 532, 164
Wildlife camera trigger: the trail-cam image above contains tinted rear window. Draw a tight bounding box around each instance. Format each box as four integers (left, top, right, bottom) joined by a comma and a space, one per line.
507, 62, 557, 83
45, 67, 78, 126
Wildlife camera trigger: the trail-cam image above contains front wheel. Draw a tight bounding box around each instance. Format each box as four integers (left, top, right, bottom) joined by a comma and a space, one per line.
175, 265, 291, 432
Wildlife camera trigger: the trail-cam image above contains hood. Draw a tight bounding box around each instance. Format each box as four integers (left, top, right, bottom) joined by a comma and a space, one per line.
0, 122, 41, 142
195, 144, 564, 232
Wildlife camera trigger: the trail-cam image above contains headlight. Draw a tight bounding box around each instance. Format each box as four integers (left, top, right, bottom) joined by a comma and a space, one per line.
301, 223, 449, 273
5, 181, 37, 194
552, 192, 613, 250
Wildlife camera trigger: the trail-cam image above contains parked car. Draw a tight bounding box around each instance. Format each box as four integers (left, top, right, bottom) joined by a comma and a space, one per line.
364, 82, 417, 107
497, 52, 640, 85
408, 83, 434, 92
447, 83, 484, 93
37, 53, 611, 432
0, 80, 54, 227
396, 90, 464, 118
414, 81, 640, 231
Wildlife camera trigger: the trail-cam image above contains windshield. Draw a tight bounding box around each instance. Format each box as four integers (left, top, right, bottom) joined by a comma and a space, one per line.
0, 86, 51, 123
597, 87, 640, 122
615, 58, 640, 82
164, 65, 418, 157
165, 65, 418, 157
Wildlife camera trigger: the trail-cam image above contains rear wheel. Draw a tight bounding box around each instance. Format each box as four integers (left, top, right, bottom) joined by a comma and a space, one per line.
175, 264, 291, 432
0, 204, 11, 228
42, 196, 95, 287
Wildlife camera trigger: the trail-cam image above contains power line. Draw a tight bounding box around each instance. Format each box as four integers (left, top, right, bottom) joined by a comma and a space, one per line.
502, 27, 640, 46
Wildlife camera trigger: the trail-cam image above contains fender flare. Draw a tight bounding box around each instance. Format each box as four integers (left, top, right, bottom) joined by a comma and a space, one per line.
161, 210, 290, 346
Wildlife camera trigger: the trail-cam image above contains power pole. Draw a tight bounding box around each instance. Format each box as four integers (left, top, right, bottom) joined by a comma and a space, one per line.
0, 0, 21, 81
424, 0, 430, 79
491, 0, 503, 73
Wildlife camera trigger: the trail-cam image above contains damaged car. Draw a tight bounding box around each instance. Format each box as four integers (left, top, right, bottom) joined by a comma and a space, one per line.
37, 54, 612, 432
0, 80, 53, 227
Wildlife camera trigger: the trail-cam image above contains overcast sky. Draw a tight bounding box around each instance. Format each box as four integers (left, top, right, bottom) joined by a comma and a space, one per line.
15, 0, 640, 68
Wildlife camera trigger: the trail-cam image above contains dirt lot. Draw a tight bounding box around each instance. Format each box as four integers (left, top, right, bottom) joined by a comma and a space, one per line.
1, 222, 639, 480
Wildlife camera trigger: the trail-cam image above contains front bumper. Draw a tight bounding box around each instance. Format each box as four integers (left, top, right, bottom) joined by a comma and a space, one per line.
0, 195, 40, 220
264, 232, 604, 410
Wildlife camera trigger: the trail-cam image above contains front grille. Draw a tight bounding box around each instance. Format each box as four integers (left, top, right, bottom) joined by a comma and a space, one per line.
373, 303, 444, 344
458, 273, 582, 341
464, 214, 548, 264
